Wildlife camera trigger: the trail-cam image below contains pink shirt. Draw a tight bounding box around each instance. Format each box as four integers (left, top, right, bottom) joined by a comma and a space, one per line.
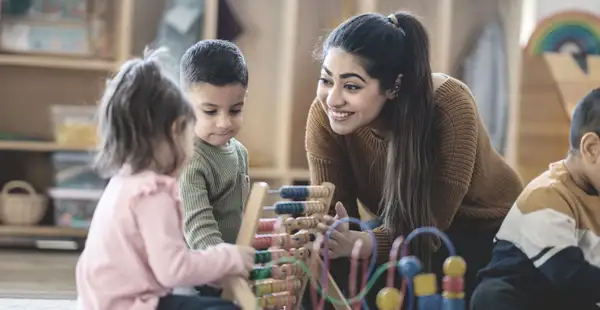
76, 170, 245, 310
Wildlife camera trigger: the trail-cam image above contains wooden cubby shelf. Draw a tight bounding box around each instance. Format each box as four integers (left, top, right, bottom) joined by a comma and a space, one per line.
0, 141, 92, 152
0, 0, 524, 248
0, 55, 117, 72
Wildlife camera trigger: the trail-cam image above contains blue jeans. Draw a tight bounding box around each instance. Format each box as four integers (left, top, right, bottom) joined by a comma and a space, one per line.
157, 294, 238, 310
196, 285, 223, 297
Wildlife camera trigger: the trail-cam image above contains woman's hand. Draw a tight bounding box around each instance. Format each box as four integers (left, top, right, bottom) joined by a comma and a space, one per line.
317, 202, 373, 259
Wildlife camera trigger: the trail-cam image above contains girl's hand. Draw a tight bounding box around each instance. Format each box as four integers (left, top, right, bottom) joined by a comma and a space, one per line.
317, 202, 373, 259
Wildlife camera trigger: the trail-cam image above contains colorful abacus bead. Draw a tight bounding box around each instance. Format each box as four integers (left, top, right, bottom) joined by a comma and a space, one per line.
257, 218, 278, 233
254, 249, 289, 264
284, 216, 320, 231
376, 287, 403, 310
252, 234, 274, 250
278, 185, 329, 199
441, 256, 466, 310
271, 264, 303, 279
274, 201, 326, 214
290, 231, 314, 248
253, 279, 302, 296
413, 273, 441, 310
288, 247, 310, 260
258, 292, 296, 308
256, 233, 292, 249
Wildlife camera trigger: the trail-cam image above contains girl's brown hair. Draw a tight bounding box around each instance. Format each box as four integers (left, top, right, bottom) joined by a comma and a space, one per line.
94, 48, 195, 177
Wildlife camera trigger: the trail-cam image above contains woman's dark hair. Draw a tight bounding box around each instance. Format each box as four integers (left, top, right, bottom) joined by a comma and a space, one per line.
320, 12, 436, 266
95, 48, 195, 178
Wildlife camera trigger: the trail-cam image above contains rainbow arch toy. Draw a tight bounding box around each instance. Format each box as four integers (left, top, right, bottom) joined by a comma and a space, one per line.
525, 10, 600, 56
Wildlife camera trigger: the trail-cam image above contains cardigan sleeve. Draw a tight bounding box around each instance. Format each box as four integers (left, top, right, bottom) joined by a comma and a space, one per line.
305, 99, 361, 221
432, 85, 478, 230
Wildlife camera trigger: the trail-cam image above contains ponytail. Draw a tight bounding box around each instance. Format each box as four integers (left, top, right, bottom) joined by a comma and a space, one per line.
379, 12, 437, 268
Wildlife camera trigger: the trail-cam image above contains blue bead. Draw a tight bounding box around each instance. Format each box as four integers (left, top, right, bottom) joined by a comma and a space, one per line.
274, 202, 305, 214
418, 294, 441, 310
441, 297, 465, 310
398, 256, 422, 278
279, 186, 309, 199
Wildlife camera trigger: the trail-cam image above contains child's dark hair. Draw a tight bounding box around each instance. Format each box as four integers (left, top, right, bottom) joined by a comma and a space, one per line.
318, 12, 436, 267
180, 39, 248, 89
570, 88, 600, 152
95, 48, 195, 178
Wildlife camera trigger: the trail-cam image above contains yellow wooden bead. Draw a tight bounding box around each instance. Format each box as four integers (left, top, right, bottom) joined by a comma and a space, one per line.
376, 287, 403, 310
443, 256, 467, 277
413, 273, 437, 296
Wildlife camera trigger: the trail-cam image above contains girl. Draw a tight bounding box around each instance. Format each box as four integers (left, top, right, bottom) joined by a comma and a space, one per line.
75, 50, 255, 310
305, 12, 523, 308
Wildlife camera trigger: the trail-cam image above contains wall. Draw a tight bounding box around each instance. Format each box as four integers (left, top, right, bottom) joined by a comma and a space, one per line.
536, 0, 599, 19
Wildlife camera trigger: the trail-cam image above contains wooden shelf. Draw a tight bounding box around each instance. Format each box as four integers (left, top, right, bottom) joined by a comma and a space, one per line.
0, 225, 87, 238
0, 54, 117, 71
0, 141, 93, 152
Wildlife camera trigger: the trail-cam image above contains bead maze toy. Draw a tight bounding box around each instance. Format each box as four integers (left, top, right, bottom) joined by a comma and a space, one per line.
221, 181, 350, 310
318, 219, 466, 310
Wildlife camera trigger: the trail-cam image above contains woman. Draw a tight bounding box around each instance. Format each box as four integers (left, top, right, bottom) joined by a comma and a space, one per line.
304, 11, 523, 308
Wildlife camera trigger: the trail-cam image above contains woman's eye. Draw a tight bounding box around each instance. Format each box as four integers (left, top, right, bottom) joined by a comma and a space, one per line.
203, 110, 217, 115
345, 84, 361, 91
318, 78, 332, 85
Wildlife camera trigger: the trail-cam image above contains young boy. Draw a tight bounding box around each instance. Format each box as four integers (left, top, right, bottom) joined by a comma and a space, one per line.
179, 39, 249, 258
470, 88, 600, 310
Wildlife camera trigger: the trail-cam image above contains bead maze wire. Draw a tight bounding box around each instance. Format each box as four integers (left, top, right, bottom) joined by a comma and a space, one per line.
321, 217, 378, 310
301, 220, 460, 310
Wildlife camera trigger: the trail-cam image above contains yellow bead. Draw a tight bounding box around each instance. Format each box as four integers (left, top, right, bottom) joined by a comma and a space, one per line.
413, 273, 437, 296
376, 287, 403, 310
443, 256, 467, 277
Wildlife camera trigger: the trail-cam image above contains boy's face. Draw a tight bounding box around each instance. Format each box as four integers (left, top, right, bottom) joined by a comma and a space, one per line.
186, 82, 246, 147
580, 132, 600, 193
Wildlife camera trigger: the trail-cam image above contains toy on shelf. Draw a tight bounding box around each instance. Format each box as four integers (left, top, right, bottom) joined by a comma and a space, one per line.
221, 182, 350, 310
526, 10, 600, 57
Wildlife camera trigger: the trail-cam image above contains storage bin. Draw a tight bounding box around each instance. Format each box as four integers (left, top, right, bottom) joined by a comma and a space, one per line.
51, 105, 97, 148
49, 187, 103, 228
0, 180, 48, 226
0, 0, 111, 57
0, 21, 91, 56
51, 151, 107, 189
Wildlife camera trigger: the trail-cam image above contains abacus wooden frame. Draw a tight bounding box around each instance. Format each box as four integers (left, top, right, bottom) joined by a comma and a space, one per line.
222, 181, 350, 310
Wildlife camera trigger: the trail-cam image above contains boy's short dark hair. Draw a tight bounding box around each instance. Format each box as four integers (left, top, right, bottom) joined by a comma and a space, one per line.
570, 88, 600, 151
180, 39, 248, 89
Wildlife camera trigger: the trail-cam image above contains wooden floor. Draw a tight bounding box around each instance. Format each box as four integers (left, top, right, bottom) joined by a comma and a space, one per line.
0, 249, 78, 299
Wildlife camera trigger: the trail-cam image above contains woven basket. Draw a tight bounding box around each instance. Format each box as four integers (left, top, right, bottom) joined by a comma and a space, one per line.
0, 180, 48, 226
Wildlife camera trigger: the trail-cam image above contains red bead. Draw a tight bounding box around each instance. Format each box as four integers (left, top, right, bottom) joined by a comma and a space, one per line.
442, 276, 464, 292
253, 236, 272, 249
257, 219, 277, 233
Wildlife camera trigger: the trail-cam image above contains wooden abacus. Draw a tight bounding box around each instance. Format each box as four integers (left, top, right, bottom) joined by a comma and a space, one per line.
222, 182, 351, 310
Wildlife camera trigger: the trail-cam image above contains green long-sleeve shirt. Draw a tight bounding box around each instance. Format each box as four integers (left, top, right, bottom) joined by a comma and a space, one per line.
180, 137, 249, 249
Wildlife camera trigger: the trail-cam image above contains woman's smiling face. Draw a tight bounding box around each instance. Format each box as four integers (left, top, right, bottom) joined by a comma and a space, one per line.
316, 47, 392, 135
